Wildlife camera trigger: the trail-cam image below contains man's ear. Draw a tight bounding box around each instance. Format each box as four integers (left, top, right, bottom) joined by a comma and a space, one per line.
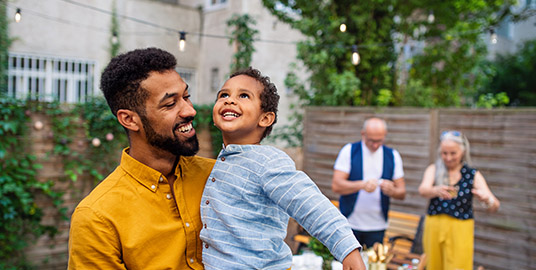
117, 109, 141, 132
259, 112, 275, 128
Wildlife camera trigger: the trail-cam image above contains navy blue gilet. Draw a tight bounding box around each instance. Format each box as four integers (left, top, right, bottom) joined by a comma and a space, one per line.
338, 141, 395, 221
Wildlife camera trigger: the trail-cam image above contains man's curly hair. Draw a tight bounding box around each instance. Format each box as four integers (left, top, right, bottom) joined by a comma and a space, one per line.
230, 67, 280, 140
100, 47, 177, 116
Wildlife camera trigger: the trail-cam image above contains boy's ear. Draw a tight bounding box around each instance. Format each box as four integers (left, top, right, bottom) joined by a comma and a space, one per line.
258, 111, 275, 128
117, 109, 142, 132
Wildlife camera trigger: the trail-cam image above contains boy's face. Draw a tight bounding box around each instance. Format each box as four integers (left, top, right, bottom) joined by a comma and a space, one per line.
213, 75, 274, 145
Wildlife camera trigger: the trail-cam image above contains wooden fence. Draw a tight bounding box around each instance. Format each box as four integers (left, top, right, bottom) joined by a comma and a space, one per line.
302, 107, 536, 270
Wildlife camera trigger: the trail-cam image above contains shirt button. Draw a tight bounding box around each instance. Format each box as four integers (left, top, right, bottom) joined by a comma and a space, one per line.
151, 184, 156, 190
204, 224, 207, 228
220, 156, 225, 161
166, 194, 172, 199
205, 200, 209, 205
205, 243, 209, 248
159, 176, 164, 182
185, 222, 190, 227
190, 258, 194, 263
211, 177, 216, 182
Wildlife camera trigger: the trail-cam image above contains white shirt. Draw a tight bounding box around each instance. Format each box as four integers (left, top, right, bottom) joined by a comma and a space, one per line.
333, 141, 404, 231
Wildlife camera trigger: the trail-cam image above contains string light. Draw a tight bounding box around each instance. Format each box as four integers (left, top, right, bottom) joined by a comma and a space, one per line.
427, 11, 435, 24
111, 31, 118, 44
489, 29, 497, 44
351, 45, 360, 66
178, 31, 186, 52
15, 8, 21, 23
3, 1, 502, 65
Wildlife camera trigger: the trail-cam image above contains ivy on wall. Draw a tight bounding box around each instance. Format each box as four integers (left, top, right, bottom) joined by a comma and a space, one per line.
0, 96, 128, 268
193, 104, 222, 157
0, 0, 12, 93
227, 14, 258, 73
0, 97, 64, 269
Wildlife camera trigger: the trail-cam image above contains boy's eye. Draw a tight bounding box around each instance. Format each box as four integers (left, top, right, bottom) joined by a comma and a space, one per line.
218, 93, 229, 99
239, 93, 249, 99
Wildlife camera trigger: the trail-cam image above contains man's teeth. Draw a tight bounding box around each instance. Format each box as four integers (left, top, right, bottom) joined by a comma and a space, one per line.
223, 112, 239, 117
178, 123, 193, 133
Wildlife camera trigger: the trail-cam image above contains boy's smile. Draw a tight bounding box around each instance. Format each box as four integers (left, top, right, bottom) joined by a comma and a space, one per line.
213, 75, 274, 146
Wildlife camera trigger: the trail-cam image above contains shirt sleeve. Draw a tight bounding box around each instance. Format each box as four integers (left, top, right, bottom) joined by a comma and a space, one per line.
392, 149, 404, 180
68, 207, 126, 270
333, 143, 352, 173
262, 153, 361, 262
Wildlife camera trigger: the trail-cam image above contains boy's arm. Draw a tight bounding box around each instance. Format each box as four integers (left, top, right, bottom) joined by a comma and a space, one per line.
263, 155, 361, 263
68, 207, 126, 270
342, 249, 367, 270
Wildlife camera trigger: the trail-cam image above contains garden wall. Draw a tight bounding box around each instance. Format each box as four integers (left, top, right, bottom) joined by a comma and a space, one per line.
24, 113, 215, 269
302, 106, 536, 270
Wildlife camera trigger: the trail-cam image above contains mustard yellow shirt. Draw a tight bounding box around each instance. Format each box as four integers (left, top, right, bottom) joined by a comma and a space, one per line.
68, 148, 215, 270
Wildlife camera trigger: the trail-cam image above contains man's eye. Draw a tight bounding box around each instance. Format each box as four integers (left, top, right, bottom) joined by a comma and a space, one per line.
184, 94, 191, 101
239, 93, 249, 99
165, 102, 176, 108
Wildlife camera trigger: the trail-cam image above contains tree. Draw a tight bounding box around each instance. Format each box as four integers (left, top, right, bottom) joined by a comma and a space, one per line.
261, 0, 526, 107
479, 39, 536, 106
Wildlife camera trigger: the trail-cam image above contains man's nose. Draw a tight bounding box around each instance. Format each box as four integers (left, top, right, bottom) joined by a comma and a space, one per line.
180, 102, 196, 118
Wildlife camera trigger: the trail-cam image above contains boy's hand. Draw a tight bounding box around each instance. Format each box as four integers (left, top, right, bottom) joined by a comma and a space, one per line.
342, 249, 366, 270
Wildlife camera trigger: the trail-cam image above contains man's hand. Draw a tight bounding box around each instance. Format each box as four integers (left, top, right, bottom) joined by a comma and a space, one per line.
363, 179, 378, 193
379, 179, 395, 196
342, 249, 366, 270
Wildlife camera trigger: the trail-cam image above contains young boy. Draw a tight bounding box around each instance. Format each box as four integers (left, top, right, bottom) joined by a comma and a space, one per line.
200, 67, 365, 270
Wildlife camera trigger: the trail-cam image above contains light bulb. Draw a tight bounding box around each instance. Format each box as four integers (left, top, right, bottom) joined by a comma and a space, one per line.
427, 12, 435, 23
490, 29, 497, 44
339, 23, 347, 32
179, 31, 186, 52
111, 32, 118, 44
15, 8, 21, 23
351, 45, 360, 66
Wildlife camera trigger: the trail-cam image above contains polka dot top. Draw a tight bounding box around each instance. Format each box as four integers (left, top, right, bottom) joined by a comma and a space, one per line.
427, 164, 476, 220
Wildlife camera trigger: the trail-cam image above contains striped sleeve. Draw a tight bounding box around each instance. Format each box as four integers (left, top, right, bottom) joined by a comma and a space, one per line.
261, 151, 361, 262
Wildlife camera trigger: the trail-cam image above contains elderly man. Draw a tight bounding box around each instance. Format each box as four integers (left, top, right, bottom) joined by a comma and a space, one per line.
68, 48, 215, 269
332, 117, 406, 248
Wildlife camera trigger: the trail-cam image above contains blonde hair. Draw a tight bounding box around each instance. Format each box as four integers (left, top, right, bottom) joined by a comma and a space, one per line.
434, 131, 472, 186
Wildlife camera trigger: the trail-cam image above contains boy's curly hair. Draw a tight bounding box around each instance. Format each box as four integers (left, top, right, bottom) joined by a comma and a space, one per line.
100, 47, 177, 116
230, 67, 280, 140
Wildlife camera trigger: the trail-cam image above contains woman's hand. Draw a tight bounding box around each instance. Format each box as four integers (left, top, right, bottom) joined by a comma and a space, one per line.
434, 185, 456, 200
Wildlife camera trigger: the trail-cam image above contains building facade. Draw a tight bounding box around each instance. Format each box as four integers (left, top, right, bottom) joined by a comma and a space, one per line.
7, 0, 303, 132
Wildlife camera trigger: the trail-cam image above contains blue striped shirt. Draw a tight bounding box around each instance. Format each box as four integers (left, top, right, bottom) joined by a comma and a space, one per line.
200, 144, 360, 269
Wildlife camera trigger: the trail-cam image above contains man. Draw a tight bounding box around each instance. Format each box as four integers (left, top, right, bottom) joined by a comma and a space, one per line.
332, 117, 406, 248
68, 47, 215, 269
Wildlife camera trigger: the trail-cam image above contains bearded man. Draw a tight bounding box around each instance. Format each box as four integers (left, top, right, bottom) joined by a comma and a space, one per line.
68, 48, 215, 270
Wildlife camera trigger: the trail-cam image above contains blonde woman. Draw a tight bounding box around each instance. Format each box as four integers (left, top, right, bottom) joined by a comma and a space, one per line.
418, 131, 500, 270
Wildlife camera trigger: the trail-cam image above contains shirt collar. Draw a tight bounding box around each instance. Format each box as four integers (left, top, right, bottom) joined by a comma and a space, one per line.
361, 141, 383, 157
120, 147, 170, 192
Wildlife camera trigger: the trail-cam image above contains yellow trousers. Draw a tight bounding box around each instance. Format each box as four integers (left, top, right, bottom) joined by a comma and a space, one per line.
423, 214, 474, 270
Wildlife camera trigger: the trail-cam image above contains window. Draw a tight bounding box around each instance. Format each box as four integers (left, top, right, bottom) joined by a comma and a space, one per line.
210, 0, 227, 5
7, 52, 97, 103
210, 67, 220, 92
176, 67, 196, 101
205, 0, 227, 10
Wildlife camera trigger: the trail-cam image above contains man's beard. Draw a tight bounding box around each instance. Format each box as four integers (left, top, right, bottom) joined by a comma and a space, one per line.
140, 114, 199, 157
